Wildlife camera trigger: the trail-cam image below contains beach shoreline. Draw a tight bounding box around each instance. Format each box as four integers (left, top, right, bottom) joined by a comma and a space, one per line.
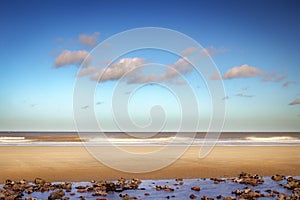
0, 146, 299, 182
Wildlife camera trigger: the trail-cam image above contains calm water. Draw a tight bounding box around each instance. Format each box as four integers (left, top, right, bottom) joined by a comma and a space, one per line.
0, 177, 299, 200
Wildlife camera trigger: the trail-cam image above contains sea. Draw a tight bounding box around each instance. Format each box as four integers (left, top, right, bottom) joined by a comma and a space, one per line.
0, 132, 300, 146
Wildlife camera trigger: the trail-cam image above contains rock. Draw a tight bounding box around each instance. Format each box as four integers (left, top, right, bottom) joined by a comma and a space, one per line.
285, 180, 300, 190
19, 179, 27, 185
189, 194, 197, 199
201, 196, 207, 200
153, 185, 174, 192
79, 195, 85, 200
232, 172, 264, 186
5, 179, 14, 185
105, 182, 116, 192
25, 197, 37, 200
77, 189, 87, 193
271, 174, 285, 181
48, 193, 62, 200
48, 189, 65, 200
144, 193, 150, 196
191, 186, 201, 191
75, 186, 86, 189
223, 197, 235, 200
34, 178, 46, 185
92, 191, 108, 196
175, 178, 183, 181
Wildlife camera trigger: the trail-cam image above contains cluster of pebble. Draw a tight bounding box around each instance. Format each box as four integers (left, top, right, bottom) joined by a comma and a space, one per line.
0, 178, 141, 200
0, 173, 299, 200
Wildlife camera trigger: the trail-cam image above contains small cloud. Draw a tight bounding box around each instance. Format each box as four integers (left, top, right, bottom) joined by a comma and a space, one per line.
210, 72, 222, 80
54, 50, 90, 68
274, 75, 287, 82
222, 96, 229, 100
81, 105, 89, 109
78, 32, 100, 47
77, 66, 95, 77
262, 70, 287, 82
91, 57, 145, 82
283, 81, 297, 87
261, 71, 277, 82
181, 47, 198, 55
289, 99, 300, 105
223, 64, 263, 79
236, 93, 254, 98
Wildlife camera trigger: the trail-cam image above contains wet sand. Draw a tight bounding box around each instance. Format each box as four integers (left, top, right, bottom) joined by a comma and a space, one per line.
0, 146, 299, 182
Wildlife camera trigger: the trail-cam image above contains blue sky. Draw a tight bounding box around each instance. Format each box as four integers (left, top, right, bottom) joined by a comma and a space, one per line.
0, 0, 300, 131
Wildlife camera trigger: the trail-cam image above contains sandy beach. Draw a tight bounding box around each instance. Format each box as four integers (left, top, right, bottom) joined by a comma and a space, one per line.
0, 146, 299, 182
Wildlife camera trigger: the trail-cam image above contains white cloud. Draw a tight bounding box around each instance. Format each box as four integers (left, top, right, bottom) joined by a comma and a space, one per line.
289, 99, 300, 105
54, 50, 90, 68
126, 57, 193, 84
223, 64, 263, 79
78, 32, 100, 47
90, 57, 145, 82
76, 66, 95, 77
89, 57, 194, 84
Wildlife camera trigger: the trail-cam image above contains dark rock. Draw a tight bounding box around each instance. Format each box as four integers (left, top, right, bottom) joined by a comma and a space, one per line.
191, 186, 200, 191
271, 174, 285, 181
34, 178, 46, 185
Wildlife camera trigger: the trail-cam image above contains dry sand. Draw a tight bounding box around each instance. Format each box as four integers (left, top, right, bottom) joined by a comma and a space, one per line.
0, 146, 299, 182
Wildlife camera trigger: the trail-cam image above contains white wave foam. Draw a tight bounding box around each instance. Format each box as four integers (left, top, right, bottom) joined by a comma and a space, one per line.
245, 136, 299, 142
0, 137, 32, 143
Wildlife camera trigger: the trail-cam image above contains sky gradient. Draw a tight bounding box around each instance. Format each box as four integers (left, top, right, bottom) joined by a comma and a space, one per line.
1, 0, 300, 131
